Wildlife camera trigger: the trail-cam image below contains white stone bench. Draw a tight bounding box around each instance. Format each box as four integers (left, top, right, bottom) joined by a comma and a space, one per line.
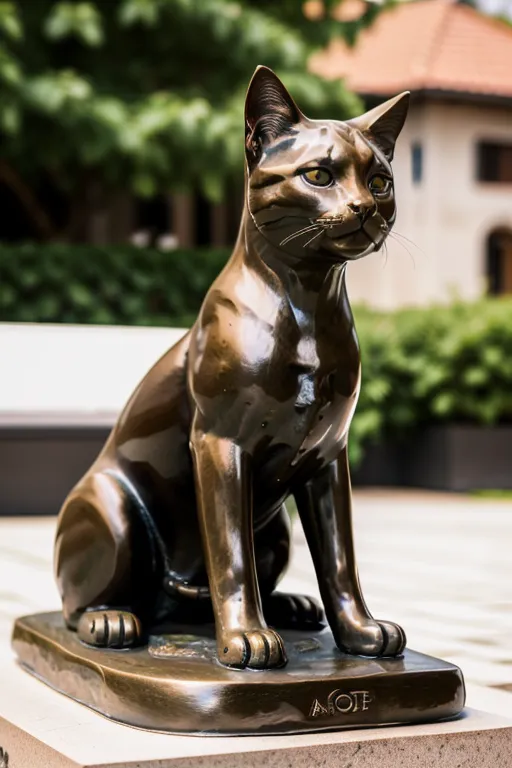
0, 323, 186, 514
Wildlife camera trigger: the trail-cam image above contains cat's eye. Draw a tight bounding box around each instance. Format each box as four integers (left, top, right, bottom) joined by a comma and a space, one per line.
301, 168, 333, 187
369, 175, 391, 196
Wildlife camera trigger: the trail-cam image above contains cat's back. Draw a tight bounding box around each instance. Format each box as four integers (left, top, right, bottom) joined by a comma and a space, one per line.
97, 329, 193, 473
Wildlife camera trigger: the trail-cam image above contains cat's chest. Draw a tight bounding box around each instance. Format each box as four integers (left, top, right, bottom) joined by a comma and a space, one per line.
256, 310, 360, 458
269, 298, 359, 403
251, 339, 360, 488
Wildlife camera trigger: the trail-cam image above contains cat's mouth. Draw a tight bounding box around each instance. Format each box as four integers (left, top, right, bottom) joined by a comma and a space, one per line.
322, 218, 388, 260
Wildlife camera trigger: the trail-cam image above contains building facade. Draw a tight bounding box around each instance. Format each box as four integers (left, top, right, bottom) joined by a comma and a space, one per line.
312, 0, 512, 307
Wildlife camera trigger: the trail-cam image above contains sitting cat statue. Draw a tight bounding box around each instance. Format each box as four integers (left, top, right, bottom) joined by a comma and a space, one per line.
55, 66, 409, 670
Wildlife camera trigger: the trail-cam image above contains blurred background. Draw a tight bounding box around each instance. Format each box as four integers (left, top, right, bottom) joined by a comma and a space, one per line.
0, 0, 512, 711
0, 0, 511, 497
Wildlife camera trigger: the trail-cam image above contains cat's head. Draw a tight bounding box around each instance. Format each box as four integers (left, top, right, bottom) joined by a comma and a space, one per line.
245, 66, 409, 261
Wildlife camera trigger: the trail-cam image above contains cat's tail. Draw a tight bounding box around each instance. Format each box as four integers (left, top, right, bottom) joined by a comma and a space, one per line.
163, 573, 210, 600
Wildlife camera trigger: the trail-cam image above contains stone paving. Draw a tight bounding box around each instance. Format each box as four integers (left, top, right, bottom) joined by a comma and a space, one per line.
1, 489, 512, 692
284, 489, 512, 691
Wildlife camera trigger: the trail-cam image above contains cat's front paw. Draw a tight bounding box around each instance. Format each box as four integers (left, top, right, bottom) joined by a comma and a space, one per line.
335, 618, 406, 658
219, 628, 287, 669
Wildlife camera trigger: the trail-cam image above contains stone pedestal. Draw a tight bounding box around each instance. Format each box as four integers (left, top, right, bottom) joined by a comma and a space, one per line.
1, 673, 512, 768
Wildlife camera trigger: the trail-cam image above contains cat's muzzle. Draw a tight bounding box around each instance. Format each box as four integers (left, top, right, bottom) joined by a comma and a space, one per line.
323, 213, 388, 258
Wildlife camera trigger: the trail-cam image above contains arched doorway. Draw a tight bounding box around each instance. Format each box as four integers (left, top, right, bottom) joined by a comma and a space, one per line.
486, 228, 512, 295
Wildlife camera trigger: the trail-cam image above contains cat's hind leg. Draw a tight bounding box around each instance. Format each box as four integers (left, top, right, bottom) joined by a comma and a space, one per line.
256, 504, 325, 630
54, 470, 161, 648
76, 609, 143, 649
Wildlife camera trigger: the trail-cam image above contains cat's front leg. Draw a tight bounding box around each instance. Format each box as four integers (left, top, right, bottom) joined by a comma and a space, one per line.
190, 418, 287, 669
293, 446, 406, 657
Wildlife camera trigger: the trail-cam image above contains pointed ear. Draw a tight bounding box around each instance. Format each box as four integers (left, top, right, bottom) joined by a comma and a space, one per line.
245, 66, 301, 166
349, 92, 410, 161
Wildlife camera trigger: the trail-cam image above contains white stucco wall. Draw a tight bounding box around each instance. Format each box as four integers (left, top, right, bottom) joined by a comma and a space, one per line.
347, 100, 512, 308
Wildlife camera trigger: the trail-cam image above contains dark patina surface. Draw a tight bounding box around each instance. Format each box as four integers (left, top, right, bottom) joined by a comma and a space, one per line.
13, 612, 465, 735
12, 66, 465, 732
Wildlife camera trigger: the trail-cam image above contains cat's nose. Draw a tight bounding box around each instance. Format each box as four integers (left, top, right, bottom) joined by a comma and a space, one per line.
347, 200, 377, 222
347, 200, 362, 214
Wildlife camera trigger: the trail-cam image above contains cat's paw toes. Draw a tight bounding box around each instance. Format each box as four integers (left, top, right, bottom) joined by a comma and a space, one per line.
77, 610, 143, 649
375, 620, 407, 657
264, 592, 325, 629
337, 619, 406, 658
219, 628, 287, 669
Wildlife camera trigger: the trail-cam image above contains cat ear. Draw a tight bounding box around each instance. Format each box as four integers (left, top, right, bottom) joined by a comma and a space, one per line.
245, 66, 301, 165
349, 92, 410, 161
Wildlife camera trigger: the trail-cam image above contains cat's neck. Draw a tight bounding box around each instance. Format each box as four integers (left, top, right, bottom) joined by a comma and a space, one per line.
235, 204, 348, 313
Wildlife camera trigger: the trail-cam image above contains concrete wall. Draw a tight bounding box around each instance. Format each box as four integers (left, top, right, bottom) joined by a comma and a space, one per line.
347, 100, 512, 308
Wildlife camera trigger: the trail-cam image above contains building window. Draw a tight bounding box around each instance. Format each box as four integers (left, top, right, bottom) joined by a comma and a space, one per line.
477, 142, 512, 183
487, 229, 512, 295
411, 143, 423, 184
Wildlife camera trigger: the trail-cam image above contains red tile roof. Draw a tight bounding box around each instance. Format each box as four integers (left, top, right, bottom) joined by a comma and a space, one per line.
310, 0, 512, 101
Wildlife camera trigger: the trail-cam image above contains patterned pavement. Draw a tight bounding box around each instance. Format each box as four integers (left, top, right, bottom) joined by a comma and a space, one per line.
284, 489, 512, 691
1, 490, 512, 692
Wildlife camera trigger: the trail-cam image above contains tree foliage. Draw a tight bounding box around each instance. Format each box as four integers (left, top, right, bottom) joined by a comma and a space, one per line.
0, 0, 387, 236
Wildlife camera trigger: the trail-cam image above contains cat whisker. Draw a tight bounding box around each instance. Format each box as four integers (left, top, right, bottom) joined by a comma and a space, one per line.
392, 231, 426, 258
279, 223, 323, 246
388, 232, 416, 268
382, 240, 389, 269
303, 227, 325, 248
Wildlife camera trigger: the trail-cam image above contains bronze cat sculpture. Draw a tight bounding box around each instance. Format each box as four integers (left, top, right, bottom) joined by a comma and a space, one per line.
54, 67, 410, 670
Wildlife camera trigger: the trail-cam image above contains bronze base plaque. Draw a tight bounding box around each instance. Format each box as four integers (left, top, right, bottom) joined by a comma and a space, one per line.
12, 612, 465, 735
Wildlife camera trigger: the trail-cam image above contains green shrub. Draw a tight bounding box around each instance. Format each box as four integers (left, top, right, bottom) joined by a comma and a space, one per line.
352, 299, 512, 465
0, 243, 230, 327
2, 244, 512, 468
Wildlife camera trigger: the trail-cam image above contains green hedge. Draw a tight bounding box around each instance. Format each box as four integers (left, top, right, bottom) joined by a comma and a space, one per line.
2, 244, 512, 467
0, 244, 230, 328
352, 300, 512, 465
